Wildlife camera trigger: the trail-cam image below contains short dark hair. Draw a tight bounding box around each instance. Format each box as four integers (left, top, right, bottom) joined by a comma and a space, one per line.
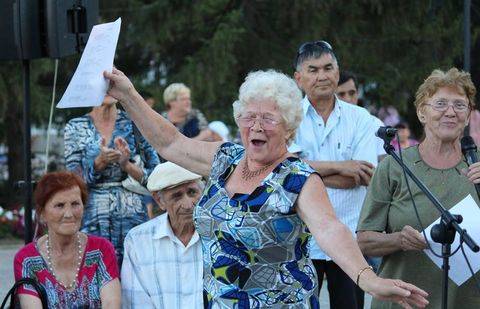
339, 71, 358, 89
34, 171, 88, 214
294, 40, 338, 71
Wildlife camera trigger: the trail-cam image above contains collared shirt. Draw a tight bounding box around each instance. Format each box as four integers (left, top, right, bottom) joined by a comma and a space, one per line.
121, 213, 203, 309
293, 96, 378, 260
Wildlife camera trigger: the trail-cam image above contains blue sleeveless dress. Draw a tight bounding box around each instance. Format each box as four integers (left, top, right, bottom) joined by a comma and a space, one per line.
194, 143, 319, 308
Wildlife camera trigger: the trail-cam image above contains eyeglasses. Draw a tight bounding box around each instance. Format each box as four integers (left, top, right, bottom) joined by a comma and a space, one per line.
297, 40, 333, 56
236, 116, 282, 130
294, 40, 333, 69
425, 99, 470, 113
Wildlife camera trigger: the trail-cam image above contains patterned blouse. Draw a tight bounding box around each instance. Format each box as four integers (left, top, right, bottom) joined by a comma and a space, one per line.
14, 235, 119, 309
194, 143, 319, 309
64, 110, 160, 266
65, 110, 159, 187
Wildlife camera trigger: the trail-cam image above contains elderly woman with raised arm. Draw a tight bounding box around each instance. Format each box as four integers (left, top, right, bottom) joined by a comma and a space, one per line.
357, 68, 480, 309
105, 68, 428, 308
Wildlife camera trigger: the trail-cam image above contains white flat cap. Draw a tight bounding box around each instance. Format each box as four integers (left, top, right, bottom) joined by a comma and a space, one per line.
147, 162, 202, 192
208, 121, 230, 142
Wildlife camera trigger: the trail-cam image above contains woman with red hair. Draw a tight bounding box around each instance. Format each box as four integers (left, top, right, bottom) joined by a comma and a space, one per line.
13, 171, 120, 308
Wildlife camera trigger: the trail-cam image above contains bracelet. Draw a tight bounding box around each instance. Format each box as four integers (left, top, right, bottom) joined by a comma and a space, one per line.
356, 266, 374, 286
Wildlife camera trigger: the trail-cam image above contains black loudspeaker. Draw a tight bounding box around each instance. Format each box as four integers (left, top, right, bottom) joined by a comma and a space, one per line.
45, 0, 99, 58
0, 0, 44, 60
0, 0, 99, 60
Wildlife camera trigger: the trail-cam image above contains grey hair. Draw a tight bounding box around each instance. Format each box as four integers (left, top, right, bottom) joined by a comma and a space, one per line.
232, 70, 303, 144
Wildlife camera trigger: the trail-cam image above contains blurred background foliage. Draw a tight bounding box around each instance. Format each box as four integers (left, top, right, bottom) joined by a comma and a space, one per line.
0, 0, 479, 203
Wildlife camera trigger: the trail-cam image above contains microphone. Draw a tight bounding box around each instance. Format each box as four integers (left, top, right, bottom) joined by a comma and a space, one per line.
375, 126, 397, 142
460, 135, 480, 199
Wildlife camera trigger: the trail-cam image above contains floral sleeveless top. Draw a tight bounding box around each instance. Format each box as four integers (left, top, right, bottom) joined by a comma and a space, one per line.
194, 143, 319, 309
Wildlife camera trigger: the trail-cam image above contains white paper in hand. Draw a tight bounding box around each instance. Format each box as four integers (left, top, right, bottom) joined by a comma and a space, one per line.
57, 18, 122, 109
423, 194, 480, 286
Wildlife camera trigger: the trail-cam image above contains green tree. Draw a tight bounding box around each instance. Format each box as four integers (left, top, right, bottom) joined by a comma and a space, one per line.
102, 0, 472, 124
0, 0, 478, 204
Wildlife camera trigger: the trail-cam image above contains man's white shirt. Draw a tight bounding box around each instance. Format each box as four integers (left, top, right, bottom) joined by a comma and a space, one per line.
121, 213, 203, 309
292, 96, 378, 260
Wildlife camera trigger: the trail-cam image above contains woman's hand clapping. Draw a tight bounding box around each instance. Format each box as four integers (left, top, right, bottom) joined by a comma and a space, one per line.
94, 137, 134, 171
94, 137, 121, 171
114, 137, 131, 169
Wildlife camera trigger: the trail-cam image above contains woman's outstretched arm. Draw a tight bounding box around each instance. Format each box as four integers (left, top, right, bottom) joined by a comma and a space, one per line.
296, 174, 429, 309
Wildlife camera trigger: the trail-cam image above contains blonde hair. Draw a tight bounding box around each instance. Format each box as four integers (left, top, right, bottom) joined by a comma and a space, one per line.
163, 83, 190, 109
414, 68, 476, 113
232, 70, 303, 144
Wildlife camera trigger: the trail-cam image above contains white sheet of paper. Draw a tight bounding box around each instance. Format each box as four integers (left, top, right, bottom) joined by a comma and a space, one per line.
57, 18, 121, 109
423, 194, 480, 286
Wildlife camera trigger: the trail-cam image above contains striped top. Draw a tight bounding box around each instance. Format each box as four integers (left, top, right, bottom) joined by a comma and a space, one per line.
294, 96, 378, 260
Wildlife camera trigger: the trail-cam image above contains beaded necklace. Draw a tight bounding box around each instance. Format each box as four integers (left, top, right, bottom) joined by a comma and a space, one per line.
45, 233, 83, 290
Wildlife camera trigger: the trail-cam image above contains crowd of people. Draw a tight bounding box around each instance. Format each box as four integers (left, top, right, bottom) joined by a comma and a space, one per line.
11, 39, 480, 309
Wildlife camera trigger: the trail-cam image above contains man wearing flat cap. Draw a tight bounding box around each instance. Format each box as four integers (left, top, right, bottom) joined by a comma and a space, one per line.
121, 162, 204, 309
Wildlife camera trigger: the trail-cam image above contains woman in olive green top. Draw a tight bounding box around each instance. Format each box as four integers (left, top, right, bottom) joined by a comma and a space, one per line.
357, 68, 480, 309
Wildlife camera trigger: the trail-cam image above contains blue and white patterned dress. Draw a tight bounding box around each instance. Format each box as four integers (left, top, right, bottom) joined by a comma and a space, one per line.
64, 110, 159, 266
194, 143, 320, 308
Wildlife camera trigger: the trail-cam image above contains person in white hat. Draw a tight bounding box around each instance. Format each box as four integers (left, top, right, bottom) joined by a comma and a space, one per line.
207, 120, 230, 142
121, 162, 204, 309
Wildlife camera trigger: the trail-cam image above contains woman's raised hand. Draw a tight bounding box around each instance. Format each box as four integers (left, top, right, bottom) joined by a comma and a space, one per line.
362, 274, 429, 309
104, 68, 136, 103
114, 137, 131, 169
94, 137, 121, 171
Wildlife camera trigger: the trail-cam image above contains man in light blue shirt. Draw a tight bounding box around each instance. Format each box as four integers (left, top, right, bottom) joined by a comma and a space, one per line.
292, 41, 378, 309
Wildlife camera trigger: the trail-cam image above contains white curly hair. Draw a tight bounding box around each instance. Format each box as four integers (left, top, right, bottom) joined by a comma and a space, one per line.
232, 70, 303, 144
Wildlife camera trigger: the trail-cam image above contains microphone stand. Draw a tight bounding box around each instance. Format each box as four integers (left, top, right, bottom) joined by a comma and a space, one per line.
382, 139, 479, 309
